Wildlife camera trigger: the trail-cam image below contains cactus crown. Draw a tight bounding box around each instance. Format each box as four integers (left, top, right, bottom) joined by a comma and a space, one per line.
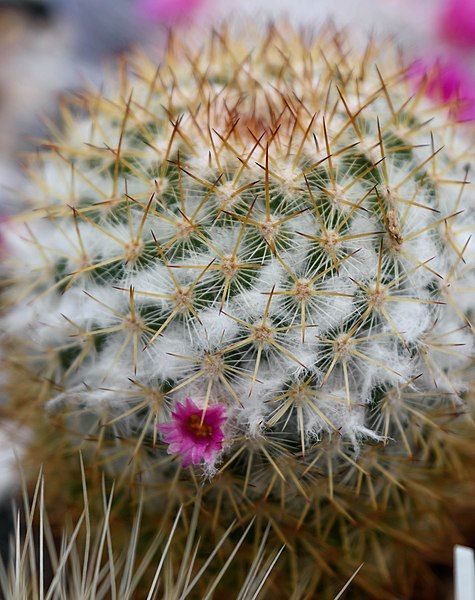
2, 24, 473, 506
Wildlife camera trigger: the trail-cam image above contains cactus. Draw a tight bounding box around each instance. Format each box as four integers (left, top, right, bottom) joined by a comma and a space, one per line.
1, 23, 474, 598
0, 465, 285, 600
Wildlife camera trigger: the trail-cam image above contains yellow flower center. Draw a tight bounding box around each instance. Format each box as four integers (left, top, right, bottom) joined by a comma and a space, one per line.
187, 413, 213, 439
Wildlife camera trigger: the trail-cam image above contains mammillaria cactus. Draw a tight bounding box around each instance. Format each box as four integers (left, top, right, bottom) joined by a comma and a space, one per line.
1, 23, 474, 598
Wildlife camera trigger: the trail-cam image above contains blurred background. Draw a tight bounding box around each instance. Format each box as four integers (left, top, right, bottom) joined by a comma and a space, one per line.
0, 0, 473, 215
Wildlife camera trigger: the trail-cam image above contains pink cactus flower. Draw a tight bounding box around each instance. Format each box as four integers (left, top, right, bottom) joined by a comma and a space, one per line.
409, 57, 475, 122
158, 397, 226, 467
439, 0, 475, 50
136, 0, 205, 23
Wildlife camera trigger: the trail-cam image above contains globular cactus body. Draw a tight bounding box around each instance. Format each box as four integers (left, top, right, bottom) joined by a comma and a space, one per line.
1, 24, 474, 598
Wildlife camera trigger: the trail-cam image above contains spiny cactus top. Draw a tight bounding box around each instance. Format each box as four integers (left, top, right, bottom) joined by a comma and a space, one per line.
1, 25, 473, 491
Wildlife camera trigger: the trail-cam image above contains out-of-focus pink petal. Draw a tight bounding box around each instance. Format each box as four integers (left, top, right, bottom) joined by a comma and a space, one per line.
136, 0, 205, 23
408, 57, 475, 122
439, 0, 475, 49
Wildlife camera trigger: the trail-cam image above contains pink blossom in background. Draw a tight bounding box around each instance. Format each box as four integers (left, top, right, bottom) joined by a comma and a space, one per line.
439, 0, 475, 49
409, 57, 475, 122
379, 0, 475, 124
158, 397, 226, 468
137, 0, 205, 23
434, 0, 475, 121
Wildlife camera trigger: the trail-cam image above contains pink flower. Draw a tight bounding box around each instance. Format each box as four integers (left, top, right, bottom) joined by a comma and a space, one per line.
158, 397, 226, 467
408, 57, 475, 122
136, 0, 205, 23
439, 0, 475, 50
